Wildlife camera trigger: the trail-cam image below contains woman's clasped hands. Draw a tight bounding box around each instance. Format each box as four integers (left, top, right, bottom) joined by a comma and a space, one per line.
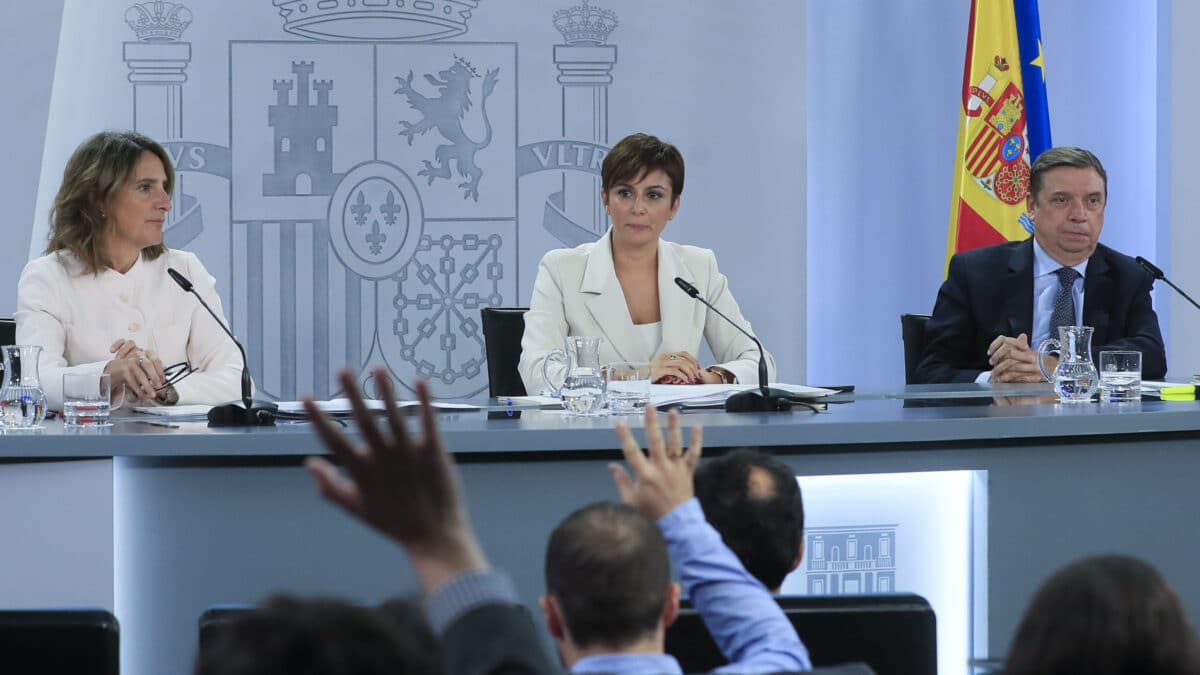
103, 338, 166, 403
651, 350, 723, 385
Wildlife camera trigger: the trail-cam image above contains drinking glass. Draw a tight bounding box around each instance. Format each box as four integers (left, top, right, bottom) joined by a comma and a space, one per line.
1098, 350, 1141, 404
63, 373, 113, 427
603, 362, 651, 414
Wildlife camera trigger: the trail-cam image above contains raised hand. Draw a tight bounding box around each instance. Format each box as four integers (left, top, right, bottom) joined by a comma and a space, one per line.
304, 367, 487, 592
609, 403, 704, 520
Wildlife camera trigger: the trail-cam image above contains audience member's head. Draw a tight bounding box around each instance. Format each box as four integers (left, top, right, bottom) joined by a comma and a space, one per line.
1005, 554, 1200, 675
193, 595, 442, 675
541, 501, 678, 663
694, 448, 804, 592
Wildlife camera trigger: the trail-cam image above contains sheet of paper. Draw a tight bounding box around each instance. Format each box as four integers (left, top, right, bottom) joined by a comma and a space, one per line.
498, 395, 561, 406
649, 383, 838, 407
274, 398, 478, 415
131, 404, 213, 419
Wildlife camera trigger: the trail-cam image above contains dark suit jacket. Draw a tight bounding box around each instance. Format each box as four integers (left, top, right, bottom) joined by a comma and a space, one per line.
915, 239, 1166, 384
441, 603, 562, 675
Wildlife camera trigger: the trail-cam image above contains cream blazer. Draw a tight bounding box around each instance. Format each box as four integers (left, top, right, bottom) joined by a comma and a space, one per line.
519, 231, 775, 393
15, 249, 244, 409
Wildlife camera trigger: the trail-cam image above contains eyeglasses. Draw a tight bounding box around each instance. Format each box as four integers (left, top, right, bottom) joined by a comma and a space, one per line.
155, 361, 194, 392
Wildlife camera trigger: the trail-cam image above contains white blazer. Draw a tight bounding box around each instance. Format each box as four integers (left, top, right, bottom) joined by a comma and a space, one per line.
15, 249, 244, 409
519, 230, 774, 393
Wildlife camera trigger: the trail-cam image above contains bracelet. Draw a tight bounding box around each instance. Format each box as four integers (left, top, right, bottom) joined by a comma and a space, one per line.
155, 385, 180, 406
706, 366, 736, 384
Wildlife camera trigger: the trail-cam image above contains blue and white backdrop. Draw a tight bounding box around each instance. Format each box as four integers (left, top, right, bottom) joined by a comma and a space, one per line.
26, 0, 808, 401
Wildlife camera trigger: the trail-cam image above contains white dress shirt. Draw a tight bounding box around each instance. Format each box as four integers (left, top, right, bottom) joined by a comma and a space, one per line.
15, 249, 244, 409
1031, 237, 1087, 347
519, 230, 774, 393
976, 238, 1088, 383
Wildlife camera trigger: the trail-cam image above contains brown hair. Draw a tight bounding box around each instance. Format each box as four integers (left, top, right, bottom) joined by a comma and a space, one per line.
544, 501, 671, 649
601, 133, 684, 200
1029, 146, 1107, 201
46, 130, 174, 274
1005, 555, 1200, 675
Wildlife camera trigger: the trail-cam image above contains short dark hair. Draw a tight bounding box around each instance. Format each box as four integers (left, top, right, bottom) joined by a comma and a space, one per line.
1029, 146, 1107, 201
544, 501, 672, 649
601, 133, 685, 199
193, 595, 442, 675
694, 448, 804, 590
1005, 555, 1200, 675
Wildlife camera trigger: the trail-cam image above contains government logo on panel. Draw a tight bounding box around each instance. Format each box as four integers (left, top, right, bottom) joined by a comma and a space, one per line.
121, 0, 621, 399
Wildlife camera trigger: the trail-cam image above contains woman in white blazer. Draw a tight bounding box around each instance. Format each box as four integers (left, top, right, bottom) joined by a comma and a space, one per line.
519, 133, 774, 393
15, 130, 242, 409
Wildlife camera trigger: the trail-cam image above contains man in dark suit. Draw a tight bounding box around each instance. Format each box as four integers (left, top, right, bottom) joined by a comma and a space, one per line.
916, 147, 1166, 384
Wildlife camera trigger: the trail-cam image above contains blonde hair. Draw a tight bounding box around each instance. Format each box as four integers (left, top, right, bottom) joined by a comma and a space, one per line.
46, 130, 174, 274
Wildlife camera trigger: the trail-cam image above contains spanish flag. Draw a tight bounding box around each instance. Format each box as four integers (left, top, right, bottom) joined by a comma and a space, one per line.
945, 0, 1050, 270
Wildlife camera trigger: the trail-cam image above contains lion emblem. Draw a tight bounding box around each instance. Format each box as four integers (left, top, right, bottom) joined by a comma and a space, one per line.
394, 55, 500, 201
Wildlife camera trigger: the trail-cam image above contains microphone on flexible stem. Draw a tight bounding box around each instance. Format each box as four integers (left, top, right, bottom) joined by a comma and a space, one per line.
168, 267, 277, 427
673, 277, 792, 412
1136, 256, 1200, 312
1135, 256, 1200, 384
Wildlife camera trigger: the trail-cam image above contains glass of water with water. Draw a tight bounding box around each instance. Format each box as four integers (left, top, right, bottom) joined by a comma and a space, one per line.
63, 372, 113, 427
603, 362, 651, 414
1099, 350, 1141, 404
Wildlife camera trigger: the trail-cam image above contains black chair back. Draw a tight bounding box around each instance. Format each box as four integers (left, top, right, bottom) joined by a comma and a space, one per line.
665, 593, 936, 675
0, 609, 119, 675
900, 313, 931, 384
480, 307, 528, 397
0, 317, 15, 347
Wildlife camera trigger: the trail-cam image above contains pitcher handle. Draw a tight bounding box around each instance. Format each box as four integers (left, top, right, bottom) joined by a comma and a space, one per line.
1036, 338, 1060, 382
541, 348, 570, 397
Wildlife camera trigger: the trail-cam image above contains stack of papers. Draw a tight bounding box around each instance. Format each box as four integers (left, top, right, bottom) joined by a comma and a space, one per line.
132, 399, 479, 421
274, 398, 479, 417
131, 404, 213, 421
1140, 382, 1197, 399
650, 383, 838, 408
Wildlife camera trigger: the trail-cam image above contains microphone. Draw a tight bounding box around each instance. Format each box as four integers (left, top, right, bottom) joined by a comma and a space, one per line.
673, 277, 792, 412
168, 267, 276, 426
1135, 256, 1200, 312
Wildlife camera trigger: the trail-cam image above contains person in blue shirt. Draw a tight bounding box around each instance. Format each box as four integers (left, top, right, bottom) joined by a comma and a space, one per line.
303, 368, 812, 675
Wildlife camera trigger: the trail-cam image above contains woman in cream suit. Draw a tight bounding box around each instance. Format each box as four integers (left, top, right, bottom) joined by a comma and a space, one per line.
519, 133, 774, 393
16, 130, 243, 409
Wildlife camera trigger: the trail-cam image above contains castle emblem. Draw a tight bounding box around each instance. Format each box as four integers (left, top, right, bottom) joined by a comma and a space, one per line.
264, 61, 342, 196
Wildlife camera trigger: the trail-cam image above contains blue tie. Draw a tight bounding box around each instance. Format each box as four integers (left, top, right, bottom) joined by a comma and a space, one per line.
1049, 267, 1080, 338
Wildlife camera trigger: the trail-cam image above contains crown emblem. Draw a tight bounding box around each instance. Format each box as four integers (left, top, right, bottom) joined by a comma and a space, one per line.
272, 0, 480, 42
125, 1, 192, 42
553, 0, 618, 45
453, 53, 480, 78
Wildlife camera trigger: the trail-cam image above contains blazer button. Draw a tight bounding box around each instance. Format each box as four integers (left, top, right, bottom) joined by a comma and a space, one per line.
128, 322, 140, 332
